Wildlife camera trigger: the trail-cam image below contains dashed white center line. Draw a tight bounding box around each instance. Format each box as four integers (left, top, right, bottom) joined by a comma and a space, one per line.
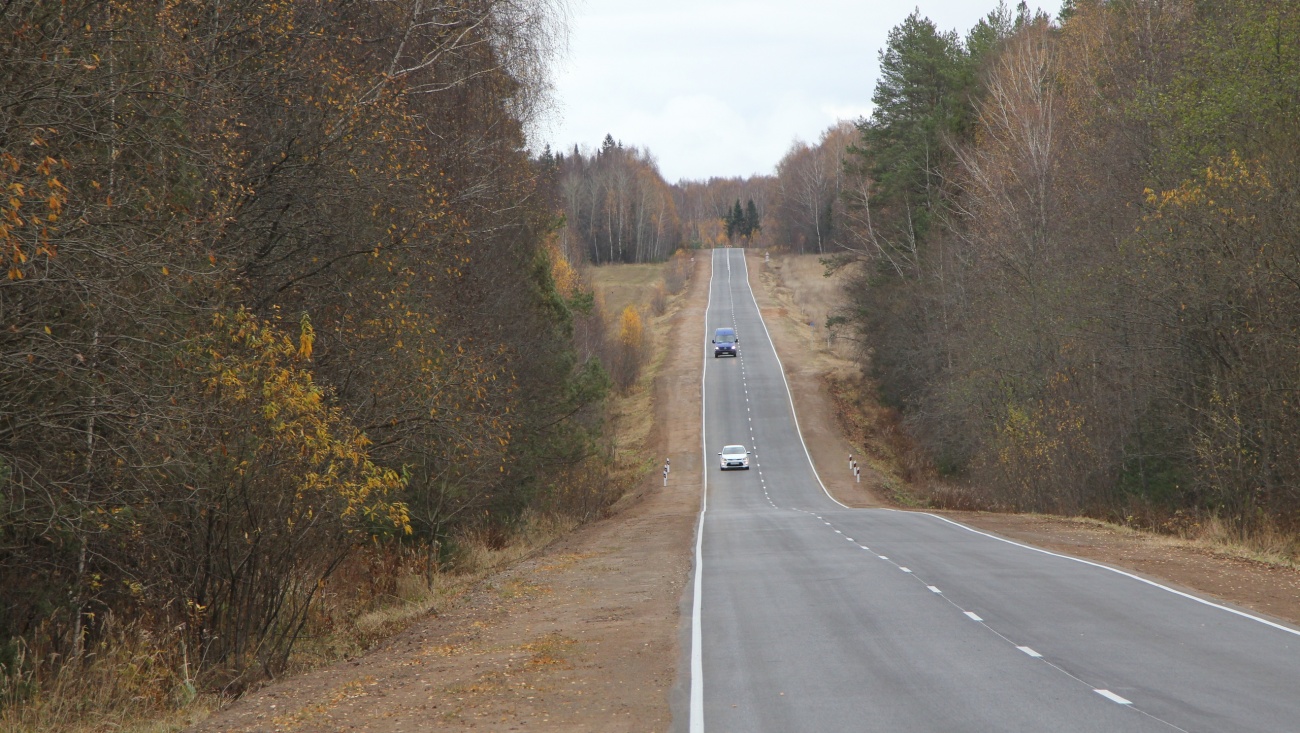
928, 586, 942, 594
1017, 646, 1042, 658
878, 556, 888, 560
964, 612, 983, 622
1094, 690, 1132, 705
899, 567, 912, 573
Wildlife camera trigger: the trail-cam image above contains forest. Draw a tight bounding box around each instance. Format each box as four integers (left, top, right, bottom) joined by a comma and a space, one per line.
5, 0, 1300, 726
0, 0, 627, 718
761, 0, 1300, 539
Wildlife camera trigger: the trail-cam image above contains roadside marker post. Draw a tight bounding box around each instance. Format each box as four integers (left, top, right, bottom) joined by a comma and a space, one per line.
855, 466, 861, 483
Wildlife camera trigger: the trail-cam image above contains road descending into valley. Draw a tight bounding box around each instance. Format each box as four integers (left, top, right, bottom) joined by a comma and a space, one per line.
677, 247, 1300, 733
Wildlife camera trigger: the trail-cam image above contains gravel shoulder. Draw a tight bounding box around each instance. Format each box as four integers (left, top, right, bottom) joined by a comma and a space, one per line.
191, 250, 1300, 733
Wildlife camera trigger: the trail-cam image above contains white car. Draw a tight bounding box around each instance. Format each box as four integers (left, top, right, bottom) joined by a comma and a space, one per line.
718, 445, 751, 470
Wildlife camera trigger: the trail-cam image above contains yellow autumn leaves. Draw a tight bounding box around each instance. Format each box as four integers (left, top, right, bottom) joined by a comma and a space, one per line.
206, 308, 409, 536
1, 151, 66, 280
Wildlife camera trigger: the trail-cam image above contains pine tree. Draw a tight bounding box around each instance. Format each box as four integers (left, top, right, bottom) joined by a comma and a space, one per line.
744, 199, 761, 239
727, 200, 744, 241
856, 11, 974, 248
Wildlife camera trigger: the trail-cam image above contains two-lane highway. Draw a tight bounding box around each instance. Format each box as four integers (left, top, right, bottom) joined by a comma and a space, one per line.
677, 247, 1300, 732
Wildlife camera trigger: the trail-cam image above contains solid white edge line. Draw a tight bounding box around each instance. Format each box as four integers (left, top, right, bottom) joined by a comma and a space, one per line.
920, 512, 1300, 637
689, 249, 720, 732
737, 251, 848, 509
1095, 689, 1132, 705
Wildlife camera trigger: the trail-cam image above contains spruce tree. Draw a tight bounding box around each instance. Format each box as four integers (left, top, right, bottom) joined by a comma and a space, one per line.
744, 199, 761, 239
729, 200, 745, 241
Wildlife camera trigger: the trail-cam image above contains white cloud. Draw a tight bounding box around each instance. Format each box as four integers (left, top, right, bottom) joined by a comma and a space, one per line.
542, 0, 1059, 181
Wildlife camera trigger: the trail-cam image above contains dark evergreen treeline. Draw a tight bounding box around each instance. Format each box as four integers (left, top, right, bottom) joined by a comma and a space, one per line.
777, 0, 1300, 535
0, 0, 612, 693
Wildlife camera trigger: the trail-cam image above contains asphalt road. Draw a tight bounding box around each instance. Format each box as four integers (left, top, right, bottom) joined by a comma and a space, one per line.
675, 247, 1300, 733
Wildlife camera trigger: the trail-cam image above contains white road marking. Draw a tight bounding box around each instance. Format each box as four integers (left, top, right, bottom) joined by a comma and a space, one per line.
1017, 646, 1042, 658
965, 612, 983, 622
922, 512, 1300, 638
1095, 690, 1132, 705
735, 253, 846, 509
689, 249, 721, 732
878, 556, 888, 560
900, 567, 912, 573
928, 586, 942, 594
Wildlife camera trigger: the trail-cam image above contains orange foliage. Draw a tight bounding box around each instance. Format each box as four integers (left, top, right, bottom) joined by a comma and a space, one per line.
618, 305, 643, 350
1, 151, 66, 280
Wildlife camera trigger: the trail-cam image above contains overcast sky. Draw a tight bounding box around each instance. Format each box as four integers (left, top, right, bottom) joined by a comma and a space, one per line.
541, 0, 1058, 183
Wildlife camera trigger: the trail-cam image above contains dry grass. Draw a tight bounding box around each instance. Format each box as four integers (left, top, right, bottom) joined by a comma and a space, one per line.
759, 252, 858, 364
0, 617, 205, 733
584, 262, 670, 338
0, 509, 593, 733
1175, 515, 1300, 568
587, 256, 692, 472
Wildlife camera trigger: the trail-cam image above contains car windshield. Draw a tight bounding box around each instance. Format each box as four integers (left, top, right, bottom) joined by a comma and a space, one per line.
722, 445, 747, 456
715, 329, 735, 343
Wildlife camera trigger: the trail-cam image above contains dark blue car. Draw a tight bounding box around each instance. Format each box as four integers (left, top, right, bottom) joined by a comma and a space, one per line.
713, 327, 738, 357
